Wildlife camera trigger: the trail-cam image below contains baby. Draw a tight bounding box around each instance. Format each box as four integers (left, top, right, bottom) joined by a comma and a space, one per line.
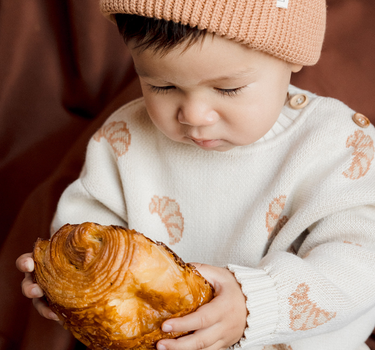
17, 0, 375, 349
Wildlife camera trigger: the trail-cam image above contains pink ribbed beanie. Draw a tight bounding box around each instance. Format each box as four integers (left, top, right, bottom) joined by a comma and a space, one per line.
100, 0, 326, 65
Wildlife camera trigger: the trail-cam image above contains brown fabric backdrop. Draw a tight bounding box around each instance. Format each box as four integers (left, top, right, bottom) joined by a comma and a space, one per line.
0, 0, 374, 349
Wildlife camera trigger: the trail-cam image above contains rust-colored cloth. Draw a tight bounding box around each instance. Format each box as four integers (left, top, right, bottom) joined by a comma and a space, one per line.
292, 0, 375, 124
0, 0, 137, 245
0, 0, 374, 349
0, 0, 140, 349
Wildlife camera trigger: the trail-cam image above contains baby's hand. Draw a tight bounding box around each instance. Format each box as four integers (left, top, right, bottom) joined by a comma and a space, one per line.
157, 263, 247, 350
16, 253, 60, 322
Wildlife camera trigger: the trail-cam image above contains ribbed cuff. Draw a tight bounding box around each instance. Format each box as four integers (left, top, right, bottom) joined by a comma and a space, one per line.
227, 264, 279, 348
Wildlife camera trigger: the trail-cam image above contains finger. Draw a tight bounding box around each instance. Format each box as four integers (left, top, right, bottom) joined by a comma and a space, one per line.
157, 325, 225, 350
16, 253, 34, 272
22, 273, 44, 298
200, 341, 227, 350
189, 263, 219, 282
32, 298, 60, 322
189, 263, 231, 291
162, 300, 221, 333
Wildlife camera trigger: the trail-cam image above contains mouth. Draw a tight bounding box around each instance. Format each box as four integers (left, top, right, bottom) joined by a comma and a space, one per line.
188, 137, 222, 149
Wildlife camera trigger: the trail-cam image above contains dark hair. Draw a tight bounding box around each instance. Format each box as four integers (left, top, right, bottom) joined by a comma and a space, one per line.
114, 14, 208, 54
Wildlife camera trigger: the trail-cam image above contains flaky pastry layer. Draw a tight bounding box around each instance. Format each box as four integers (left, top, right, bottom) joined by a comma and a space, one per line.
33, 222, 214, 349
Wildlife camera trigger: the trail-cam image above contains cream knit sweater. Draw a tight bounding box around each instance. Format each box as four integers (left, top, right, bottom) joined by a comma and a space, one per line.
52, 86, 375, 350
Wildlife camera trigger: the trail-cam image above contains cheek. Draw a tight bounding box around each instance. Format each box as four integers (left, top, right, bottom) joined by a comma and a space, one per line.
140, 85, 177, 120
253, 77, 289, 122
142, 93, 169, 122
251, 97, 284, 134
226, 95, 282, 143
141, 93, 181, 139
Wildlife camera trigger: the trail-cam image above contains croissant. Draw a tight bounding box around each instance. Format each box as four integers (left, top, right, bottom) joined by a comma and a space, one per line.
33, 222, 214, 350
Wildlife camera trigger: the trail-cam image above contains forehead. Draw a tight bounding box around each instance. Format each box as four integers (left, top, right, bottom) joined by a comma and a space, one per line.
129, 35, 286, 85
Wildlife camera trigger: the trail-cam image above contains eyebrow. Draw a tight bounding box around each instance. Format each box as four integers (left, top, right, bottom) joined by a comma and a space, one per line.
135, 67, 152, 78
135, 66, 258, 84
200, 69, 258, 84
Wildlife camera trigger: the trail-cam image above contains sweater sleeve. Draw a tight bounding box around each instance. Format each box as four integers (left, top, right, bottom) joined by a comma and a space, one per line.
52, 98, 147, 234
228, 204, 375, 347
51, 135, 128, 235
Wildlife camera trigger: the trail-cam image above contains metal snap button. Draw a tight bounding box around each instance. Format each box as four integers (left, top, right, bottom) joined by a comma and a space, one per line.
289, 94, 309, 109
352, 113, 370, 128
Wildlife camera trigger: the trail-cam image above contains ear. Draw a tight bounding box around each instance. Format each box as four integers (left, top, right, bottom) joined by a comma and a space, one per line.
291, 64, 303, 73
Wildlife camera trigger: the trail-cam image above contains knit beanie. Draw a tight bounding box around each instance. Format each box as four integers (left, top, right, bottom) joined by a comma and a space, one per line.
100, 0, 326, 66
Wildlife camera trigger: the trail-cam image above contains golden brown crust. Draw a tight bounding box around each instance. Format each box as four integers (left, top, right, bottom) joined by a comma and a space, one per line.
32, 222, 214, 350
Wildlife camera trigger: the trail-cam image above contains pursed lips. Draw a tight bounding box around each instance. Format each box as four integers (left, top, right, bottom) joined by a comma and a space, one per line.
187, 135, 223, 148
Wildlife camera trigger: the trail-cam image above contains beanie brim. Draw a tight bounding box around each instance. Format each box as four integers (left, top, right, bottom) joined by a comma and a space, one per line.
100, 0, 326, 66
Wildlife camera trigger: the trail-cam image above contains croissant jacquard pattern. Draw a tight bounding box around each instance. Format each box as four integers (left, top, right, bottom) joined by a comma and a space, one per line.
33, 222, 214, 349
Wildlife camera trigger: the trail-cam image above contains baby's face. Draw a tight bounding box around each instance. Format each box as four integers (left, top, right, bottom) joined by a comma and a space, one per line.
129, 35, 302, 152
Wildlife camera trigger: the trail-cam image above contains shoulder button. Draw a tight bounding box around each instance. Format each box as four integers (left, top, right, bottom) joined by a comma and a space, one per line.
289, 94, 309, 109
352, 113, 370, 128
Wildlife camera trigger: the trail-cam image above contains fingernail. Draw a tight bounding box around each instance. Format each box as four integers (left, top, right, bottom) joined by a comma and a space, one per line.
25, 259, 33, 271
49, 312, 59, 321
31, 286, 41, 297
162, 324, 173, 332
157, 344, 167, 350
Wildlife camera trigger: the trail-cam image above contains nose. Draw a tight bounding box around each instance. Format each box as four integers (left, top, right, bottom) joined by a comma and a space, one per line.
177, 99, 220, 127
